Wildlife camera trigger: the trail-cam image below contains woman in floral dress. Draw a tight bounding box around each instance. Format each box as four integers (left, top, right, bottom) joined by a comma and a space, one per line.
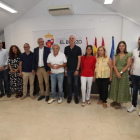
8, 45, 23, 98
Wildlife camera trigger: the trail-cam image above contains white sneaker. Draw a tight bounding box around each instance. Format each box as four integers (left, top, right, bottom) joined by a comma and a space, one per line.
58, 97, 62, 104
127, 105, 136, 112
48, 98, 55, 104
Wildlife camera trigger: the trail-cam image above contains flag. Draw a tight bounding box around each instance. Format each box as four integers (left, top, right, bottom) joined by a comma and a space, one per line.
110, 36, 115, 60
93, 37, 97, 56
86, 37, 88, 46
102, 37, 105, 46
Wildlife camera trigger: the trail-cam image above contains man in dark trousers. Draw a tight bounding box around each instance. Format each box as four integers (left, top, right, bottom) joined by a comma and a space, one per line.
0, 40, 10, 98
128, 36, 140, 116
32, 38, 50, 101
64, 35, 82, 104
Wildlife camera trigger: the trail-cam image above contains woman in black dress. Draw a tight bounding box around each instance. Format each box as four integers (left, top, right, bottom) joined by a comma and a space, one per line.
8, 45, 23, 98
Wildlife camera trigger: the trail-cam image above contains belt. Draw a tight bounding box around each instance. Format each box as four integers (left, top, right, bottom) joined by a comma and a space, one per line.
38, 66, 45, 68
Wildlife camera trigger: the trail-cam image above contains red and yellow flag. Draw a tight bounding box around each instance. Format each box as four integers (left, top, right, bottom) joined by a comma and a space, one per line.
93, 37, 97, 56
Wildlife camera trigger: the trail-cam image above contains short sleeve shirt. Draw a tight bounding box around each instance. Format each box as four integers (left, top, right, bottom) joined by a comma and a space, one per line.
47, 52, 67, 74
20, 52, 34, 72
64, 45, 82, 71
132, 48, 140, 76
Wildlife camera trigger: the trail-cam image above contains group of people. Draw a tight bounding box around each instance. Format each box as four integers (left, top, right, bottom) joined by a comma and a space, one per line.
0, 35, 140, 115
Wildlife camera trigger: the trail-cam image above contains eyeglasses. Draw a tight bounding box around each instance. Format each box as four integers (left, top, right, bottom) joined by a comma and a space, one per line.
24, 46, 29, 48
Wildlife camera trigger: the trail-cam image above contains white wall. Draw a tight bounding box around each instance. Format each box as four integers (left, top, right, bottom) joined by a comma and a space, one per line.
122, 18, 140, 52
4, 0, 140, 54
0, 34, 5, 42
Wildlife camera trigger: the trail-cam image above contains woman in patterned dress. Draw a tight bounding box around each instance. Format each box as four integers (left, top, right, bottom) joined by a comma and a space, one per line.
108, 41, 132, 109
8, 45, 23, 98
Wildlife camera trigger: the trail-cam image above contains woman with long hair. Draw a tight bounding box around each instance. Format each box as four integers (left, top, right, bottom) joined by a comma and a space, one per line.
108, 41, 132, 109
81, 45, 96, 107
94, 46, 112, 108
8, 45, 23, 98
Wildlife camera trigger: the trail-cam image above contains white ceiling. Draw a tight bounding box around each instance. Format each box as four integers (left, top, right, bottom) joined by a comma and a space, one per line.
0, 0, 140, 36
0, 0, 41, 35
92, 0, 140, 24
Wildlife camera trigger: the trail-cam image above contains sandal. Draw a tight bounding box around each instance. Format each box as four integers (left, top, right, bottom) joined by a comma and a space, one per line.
86, 100, 91, 105
115, 103, 121, 109
15, 93, 19, 98
81, 102, 85, 107
97, 100, 103, 104
103, 103, 108, 108
18, 92, 23, 97
110, 102, 116, 107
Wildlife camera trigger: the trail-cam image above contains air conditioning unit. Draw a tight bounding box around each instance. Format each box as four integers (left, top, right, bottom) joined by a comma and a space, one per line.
48, 5, 74, 16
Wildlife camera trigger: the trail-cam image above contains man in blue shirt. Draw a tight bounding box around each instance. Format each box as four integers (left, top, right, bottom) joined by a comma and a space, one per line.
20, 43, 35, 100
0, 40, 10, 98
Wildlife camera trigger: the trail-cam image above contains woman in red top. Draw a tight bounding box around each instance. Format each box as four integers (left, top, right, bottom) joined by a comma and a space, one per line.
81, 45, 96, 107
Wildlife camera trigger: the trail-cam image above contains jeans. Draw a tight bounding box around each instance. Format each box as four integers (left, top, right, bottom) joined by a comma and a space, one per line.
0, 69, 10, 95
131, 75, 140, 107
96, 78, 109, 103
67, 70, 79, 99
51, 72, 64, 99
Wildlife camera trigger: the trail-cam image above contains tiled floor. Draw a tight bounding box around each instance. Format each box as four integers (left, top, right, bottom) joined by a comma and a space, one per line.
0, 94, 140, 140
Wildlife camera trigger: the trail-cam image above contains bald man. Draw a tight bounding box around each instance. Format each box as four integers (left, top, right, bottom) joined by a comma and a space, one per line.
64, 35, 82, 104
128, 37, 140, 116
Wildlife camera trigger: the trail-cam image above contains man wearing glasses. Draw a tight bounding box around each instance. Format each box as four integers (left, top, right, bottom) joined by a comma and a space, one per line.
128, 37, 140, 116
32, 38, 50, 102
20, 43, 35, 100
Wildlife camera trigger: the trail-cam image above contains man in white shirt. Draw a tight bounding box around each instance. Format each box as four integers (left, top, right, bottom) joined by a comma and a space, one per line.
0, 40, 10, 98
47, 44, 67, 104
128, 37, 140, 116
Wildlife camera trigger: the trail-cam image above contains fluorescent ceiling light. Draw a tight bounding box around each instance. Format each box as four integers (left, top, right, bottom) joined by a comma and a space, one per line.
0, 2, 17, 13
104, 0, 113, 4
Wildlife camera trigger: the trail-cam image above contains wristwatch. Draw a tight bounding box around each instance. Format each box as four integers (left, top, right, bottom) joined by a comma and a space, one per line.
120, 71, 123, 74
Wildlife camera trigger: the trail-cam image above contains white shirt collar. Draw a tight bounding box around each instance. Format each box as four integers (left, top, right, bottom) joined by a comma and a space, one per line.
39, 46, 44, 50
53, 51, 60, 57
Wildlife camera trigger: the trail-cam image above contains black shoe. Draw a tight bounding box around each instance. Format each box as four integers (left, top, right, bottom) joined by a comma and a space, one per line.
0, 94, 5, 98
75, 98, 79, 104
67, 98, 72, 103
18, 93, 23, 98
7, 94, 11, 98
45, 96, 49, 102
38, 95, 45, 101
